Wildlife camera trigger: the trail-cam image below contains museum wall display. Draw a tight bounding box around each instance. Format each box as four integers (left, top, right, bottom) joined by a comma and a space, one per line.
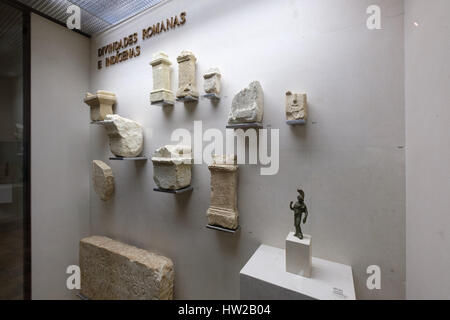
151, 145, 192, 190
88, 0, 406, 300
79, 236, 174, 300
92, 160, 115, 201
84, 90, 116, 121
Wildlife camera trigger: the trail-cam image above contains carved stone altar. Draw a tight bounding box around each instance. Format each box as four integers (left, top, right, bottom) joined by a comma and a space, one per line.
286, 232, 312, 278
102, 115, 144, 158
286, 91, 307, 122
151, 145, 192, 190
92, 160, 114, 201
84, 90, 116, 121
206, 155, 239, 230
79, 236, 174, 300
150, 51, 175, 105
228, 81, 264, 124
176, 51, 199, 99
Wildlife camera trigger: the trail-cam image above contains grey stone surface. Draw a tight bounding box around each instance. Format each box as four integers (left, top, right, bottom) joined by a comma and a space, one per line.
228, 81, 264, 124
79, 236, 174, 300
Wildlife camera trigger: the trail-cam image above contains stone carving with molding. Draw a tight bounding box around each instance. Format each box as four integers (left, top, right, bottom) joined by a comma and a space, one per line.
176, 51, 199, 99
79, 236, 174, 300
228, 81, 264, 124
92, 160, 114, 201
203, 68, 221, 95
286, 91, 307, 122
84, 90, 116, 121
152, 145, 192, 190
150, 51, 175, 104
207, 155, 239, 230
103, 115, 144, 158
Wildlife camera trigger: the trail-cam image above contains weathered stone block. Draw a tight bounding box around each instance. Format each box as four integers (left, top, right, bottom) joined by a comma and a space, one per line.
92, 160, 114, 201
228, 81, 264, 124
152, 145, 192, 190
206, 155, 239, 230
84, 90, 116, 121
103, 115, 144, 158
150, 51, 175, 104
203, 68, 221, 95
176, 51, 199, 99
79, 236, 174, 300
286, 91, 307, 121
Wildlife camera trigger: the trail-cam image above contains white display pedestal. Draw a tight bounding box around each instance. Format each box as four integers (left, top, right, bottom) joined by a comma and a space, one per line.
240, 245, 355, 300
286, 232, 312, 277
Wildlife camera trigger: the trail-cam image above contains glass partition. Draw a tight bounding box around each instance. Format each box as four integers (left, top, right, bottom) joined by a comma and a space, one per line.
0, 0, 30, 300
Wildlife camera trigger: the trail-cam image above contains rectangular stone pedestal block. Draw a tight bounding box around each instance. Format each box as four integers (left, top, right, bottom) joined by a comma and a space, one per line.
79, 236, 174, 300
207, 155, 239, 230
285, 232, 312, 278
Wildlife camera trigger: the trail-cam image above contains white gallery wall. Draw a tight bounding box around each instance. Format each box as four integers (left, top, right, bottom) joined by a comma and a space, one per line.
31, 14, 90, 299
405, 0, 450, 299
89, 0, 405, 299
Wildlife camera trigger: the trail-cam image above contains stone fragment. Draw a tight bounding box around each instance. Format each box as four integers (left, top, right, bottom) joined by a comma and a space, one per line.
79, 236, 174, 300
84, 90, 116, 121
92, 160, 114, 201
103, 115, 144, 158
228, 81, 264, 124
206, 155, 239, 230
152, 145, 192, 190
203, 68, 221, 95
150, 51, 175, 104
176, 51, 199, 99
286, 91, 307, 121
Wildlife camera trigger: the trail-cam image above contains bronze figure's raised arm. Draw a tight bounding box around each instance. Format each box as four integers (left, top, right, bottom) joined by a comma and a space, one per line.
289, 189, 309, 240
